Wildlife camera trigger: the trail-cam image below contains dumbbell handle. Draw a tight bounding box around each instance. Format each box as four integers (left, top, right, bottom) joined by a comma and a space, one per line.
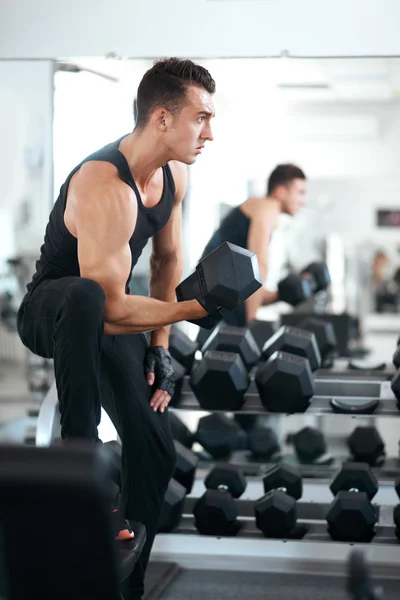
276, 486, 288, 494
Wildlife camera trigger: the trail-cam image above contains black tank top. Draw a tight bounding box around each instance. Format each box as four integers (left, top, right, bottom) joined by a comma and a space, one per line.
26, 135, 175, 295
201, 206, 249, 259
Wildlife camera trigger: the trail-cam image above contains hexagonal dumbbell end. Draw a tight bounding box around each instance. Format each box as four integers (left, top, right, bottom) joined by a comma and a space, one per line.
157, 478, 186, 533
169, 358, 186, 408
195, 414, 243, 460
169, 329, 198, 373
201, 325, 260, 371
298, 317, 337, 362
292, 426, 326, 464
255, 490, 297, 538
197, 242, 262, 310
204, 463, 247, 499
255, 351, 314, 414
173, 440, 199, 494
190, 350, 250, 411
330, 462, 378, 500
247, 425, 280, 460
347, 427, 385, 466
326, 491, 377, 542
261, 325, 321, 372
262, 463, 303, 500
193, 489, 240, 536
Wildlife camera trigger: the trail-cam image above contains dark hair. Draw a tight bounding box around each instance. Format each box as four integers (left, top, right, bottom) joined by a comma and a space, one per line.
267, 164, 306, 196
135, 58, 216, 129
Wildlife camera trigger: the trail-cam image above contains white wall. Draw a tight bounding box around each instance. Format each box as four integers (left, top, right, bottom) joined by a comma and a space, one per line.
0, 61, 53, 264
1, 0, 400, 59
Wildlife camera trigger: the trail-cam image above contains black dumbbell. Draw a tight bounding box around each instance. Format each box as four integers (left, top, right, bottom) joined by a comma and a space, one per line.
169, 358, 186, 407
173, 440, 199, 494
255, 463, 306, 538
261, 325, 321, 372
201, 325, 260, 372
190, 350, 250, 411
157, 478, 186, 533
326, 462, 378, 542
255, 351, 314, 413
169, 328, 198, 373
248, 319, 279, 353
347, 427, 385, 466
292, 426, 327, 464
193, 464, 246, 536
195, 414, 246, 460
277, 262, 330, 307
176, 241, 262, 329
390, 370, 400, 406
247, 424, 280, 462
300, 262, 331, 295
298, 317, 338, 364
169, 412, 194, 449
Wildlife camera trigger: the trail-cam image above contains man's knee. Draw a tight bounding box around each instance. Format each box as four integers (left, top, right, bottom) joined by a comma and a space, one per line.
65, 278, 105, 321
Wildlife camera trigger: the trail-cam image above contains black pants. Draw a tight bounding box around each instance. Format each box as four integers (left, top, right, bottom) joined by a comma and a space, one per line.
17, 277, 177, 599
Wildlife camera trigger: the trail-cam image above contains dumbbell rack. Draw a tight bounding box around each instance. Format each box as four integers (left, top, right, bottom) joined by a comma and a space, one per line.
153, 496, 400, 578
176, 375, 398, 416
160, 369, 400, 582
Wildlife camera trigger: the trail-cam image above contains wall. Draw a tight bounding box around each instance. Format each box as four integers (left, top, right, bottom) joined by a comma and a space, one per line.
0, 61, 53, 266
1, 0, 399, 59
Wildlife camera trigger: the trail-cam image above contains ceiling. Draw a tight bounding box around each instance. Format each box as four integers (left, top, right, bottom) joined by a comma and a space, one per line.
59, 57, 400, 104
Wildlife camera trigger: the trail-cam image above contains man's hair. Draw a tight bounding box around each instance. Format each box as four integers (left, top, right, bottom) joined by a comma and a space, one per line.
135, 58, 216, 129
267, 164, 306, 196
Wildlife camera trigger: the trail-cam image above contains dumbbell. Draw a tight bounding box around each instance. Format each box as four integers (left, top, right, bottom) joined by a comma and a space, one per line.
326, 462, 378, 542
255, 325, 324, 413
195, 414, 246, 460
190, 325, 260, 411
200, 325, 260, 372
169, 328, 198, 373
169, 412, 194, 449
277, 262, 330, 307
169, 358, 186, 407
297, 317, 338, 364
255, 351, 314, 413
156, 442, 198, 532
291, 426, 327, 464
347, 426, 385, 466
190, 350, 250, 411
173, 440, 199, 494
234, 415, 281, 461
248, 319, 279, 353
176, 241, 262, 329
193, 463, 246, 536
261, 325, 321, 372
247, 424, 280, 461
255, 463, 306, 538
157, 478, 187, 533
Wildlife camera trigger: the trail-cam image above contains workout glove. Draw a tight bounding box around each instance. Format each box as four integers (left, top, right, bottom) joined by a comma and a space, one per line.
144, 346, 176, 397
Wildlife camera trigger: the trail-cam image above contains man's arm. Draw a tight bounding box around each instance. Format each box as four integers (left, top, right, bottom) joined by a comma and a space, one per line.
71, 162, 206, 334
245, 209, 278, 321
149, 161, 187, 348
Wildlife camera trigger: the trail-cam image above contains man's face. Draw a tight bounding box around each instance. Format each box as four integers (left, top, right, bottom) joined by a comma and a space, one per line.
282, 178, 307, 216
164, 85, 215, 164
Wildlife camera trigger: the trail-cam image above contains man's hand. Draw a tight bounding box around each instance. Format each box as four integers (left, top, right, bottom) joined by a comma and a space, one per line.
144, 346, 176, 413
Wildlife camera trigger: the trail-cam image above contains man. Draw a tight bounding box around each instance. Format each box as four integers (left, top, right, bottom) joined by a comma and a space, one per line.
17, 58, 215, 599
201, 164, 307, 326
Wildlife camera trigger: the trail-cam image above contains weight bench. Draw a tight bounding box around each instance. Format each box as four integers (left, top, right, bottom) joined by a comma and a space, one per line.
0, 443, 146, 600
